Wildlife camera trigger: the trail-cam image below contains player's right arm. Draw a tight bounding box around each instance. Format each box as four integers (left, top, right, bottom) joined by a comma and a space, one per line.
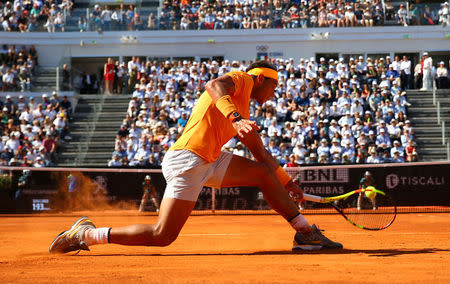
238, 129, 303, 201
205, 75, 259, 138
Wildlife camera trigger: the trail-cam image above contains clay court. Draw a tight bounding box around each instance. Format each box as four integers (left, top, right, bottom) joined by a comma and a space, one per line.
0, 212, 449, 283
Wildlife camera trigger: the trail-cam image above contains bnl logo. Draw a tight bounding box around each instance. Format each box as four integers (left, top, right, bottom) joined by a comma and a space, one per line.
301, 169, 349, 183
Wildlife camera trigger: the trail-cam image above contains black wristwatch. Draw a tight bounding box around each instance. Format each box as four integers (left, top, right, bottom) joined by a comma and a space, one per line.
229, 111, 242, 123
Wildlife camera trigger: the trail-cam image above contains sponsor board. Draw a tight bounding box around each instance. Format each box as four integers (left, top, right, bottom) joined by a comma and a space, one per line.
300, 168, 349, 184
386, 173, 445, 189
2, 163, 449, 213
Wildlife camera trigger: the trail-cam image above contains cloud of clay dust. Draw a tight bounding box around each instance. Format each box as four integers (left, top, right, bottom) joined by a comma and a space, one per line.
53, 171, 138, 212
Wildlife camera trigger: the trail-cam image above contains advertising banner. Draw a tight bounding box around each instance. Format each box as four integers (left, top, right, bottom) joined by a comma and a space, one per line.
1, 162, 448, 213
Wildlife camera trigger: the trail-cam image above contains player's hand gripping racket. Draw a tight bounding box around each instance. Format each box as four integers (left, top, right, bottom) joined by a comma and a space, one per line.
302, 187, 397, 230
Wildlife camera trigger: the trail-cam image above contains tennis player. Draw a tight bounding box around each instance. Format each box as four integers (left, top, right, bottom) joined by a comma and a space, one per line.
139, 175, 160, 212
49, 61, 342, 253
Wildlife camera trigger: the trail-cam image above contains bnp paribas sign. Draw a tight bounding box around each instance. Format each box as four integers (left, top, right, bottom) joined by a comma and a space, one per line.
300, 168, 349, 184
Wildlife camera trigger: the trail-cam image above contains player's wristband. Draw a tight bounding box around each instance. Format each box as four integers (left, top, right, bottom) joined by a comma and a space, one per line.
216, 95, 238, 119
275, 166, 292, 187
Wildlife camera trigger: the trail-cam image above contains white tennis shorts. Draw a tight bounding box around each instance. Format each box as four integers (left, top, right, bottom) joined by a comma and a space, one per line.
161, 149, 233, 201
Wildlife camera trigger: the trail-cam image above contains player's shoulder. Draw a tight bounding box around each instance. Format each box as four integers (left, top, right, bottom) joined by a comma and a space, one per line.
225, 70, 252, 80
225, 71, 254, 87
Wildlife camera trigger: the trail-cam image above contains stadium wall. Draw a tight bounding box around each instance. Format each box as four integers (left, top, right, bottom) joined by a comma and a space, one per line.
1, 26, 449, 67
1, 161, 448, 214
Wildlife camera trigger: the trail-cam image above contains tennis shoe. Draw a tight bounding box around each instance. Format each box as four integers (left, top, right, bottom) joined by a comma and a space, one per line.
48, 216, 95, 254
292, 224, 343, 251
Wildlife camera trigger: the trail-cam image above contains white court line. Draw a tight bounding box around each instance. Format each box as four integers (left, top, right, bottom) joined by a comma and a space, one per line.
342, 232, 450, 235
181, 232, 450, 237
180, 233, 243, 236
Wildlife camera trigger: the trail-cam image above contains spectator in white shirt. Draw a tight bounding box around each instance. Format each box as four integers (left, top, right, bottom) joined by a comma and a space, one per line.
387, 119, 401, 140
34, 156, 47, 167
260, 130, 270, 147
328, 119, 341, 139
376, 128, 392, 152
341, 142, 356, 162
390, 140, 404, 157
232, 142, 246, 157
350, 100, 363, 116
2, 68, 15, 90
330, 138, 342, 156
366, 149, 382, 163
108, 154, 122, 167
391, 150, 405, 163
341, 131, 355, 147
436, 61, 448, 89
338, 111, 354, 127
400, 55, 412, 89
400, 128, 414, 146
317, 138, 330, 157
325, 66, 339, 81
32, 104, 45, 122
329, 102, 341, 119
23, 125, 35, 140
292, 142, 308, 161
5, 134, 20, 154
421, 52, 433, 90
19, 105, 33, 123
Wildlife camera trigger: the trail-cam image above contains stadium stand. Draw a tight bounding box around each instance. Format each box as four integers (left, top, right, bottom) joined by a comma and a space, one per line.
0, 44, 72, 167
1, 0, 448, 32
0, 45, 37, 92
104, 55, 441, 167
2, 1, 448, 167
0, 91, 72, 167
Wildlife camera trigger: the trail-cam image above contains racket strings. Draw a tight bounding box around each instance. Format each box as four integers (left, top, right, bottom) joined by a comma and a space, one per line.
340, 194, 396, 230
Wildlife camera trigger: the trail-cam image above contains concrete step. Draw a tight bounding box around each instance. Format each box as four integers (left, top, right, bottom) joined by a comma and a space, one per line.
32, 86, 57, 92
419, 155, 448, 161
70, 124, 119, 132
68, 134, 115, 142
409, 117, 439, 123
104, 95, 132, 100
408, 97, 450, 103
406, 89, 450, 95
414, 132, 447, 138
408, 113, 450, 119
415, 139, 447, 145
61, 142, 115, 150
415, 147, 447, 154
101, 104, 129, 109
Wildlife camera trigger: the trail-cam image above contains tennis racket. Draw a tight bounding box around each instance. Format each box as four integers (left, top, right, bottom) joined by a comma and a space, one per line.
302, 187, 397, 231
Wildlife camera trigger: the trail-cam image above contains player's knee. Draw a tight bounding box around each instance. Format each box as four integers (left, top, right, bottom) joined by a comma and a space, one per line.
154, 231, 178, 246
151, 225, 179, 246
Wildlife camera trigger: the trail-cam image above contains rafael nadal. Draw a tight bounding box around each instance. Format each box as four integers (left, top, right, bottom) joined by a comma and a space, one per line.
49, 61, 342, 253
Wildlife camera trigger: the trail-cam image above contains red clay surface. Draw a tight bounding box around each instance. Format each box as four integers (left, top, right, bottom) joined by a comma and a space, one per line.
0, 213, 449, 283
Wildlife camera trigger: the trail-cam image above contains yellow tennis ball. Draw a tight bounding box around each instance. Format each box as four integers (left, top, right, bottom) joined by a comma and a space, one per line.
364, 186, 377, 199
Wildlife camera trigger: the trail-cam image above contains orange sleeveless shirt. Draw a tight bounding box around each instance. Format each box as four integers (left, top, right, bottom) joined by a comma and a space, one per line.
169, 71, 253, 162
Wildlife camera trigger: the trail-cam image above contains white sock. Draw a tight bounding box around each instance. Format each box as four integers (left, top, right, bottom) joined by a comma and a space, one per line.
289, 214, 312, 234
84, 227, 111, 246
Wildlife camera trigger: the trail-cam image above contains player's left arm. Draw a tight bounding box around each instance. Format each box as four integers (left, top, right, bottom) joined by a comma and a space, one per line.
239, 129, 303, 201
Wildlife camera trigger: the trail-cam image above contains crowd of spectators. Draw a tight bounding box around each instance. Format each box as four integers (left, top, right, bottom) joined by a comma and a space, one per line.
1, 0, 73, 32
1, 45, 38, 92
107, 55, 430, 167
2, 1, 448, 32
96, 1, 450, 31
0, 91, 73, 168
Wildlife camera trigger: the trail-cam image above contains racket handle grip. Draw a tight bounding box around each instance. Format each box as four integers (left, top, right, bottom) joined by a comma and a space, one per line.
303, 193, 324, 203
